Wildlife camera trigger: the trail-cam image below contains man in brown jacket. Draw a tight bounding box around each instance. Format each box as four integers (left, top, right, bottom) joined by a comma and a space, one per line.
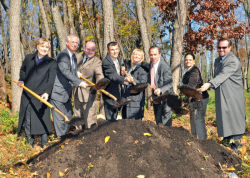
74, 41, 104, 129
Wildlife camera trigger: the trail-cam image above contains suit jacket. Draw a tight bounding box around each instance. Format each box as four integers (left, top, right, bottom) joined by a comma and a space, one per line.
150, 59, 173, 98
210, 52, 245, 137
18, 52, 57, 134
74, 53, 104, 103
51, 48, 82, 103
102, 54, 125, 106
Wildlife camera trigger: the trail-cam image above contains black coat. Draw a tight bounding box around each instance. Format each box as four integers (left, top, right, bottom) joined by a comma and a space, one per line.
182, 65, 209, 101
18, 52, 57, 134
122, 63, 148, 119
102, 54, 125, 106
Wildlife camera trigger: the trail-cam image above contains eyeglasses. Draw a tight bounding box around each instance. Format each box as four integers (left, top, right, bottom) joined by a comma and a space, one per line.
218, 46, 228, 49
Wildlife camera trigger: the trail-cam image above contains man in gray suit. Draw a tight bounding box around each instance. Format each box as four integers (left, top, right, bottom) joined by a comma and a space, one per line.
50, 34, 87, 138
200, 38, 245, 153
149, 46, 173, 126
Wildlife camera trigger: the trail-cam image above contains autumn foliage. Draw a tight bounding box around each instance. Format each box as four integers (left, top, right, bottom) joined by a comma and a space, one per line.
156, 0, 249, 53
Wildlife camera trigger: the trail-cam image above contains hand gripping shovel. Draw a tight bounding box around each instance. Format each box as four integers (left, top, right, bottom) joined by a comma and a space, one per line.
79, 75, 131, 108
13, 80, 70, 122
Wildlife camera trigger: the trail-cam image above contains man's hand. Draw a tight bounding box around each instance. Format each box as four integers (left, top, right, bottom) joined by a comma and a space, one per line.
121, 66, 126, 76
41, 93, 49, 101
198, 83, 211, 92
77, 71, 82, 78
154, 88, 161, 96
124, 76, 131, 83
79, 81, 88, 88
17, 81, 24, 87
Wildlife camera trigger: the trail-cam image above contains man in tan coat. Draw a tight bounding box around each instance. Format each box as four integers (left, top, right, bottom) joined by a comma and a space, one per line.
74, 41, 104, 129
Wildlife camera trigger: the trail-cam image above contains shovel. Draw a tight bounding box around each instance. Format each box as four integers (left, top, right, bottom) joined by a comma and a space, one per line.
152, 91, 188, 115
79, 76, 110, 90
13, 80, 70, 122
178, 85, 203, 100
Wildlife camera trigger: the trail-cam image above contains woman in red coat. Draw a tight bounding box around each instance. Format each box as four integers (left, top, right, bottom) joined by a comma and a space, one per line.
17, 38, 57, 148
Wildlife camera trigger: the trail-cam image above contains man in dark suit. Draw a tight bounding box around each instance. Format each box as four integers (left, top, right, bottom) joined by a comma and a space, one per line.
74, 41, 104, 129
102, 42, 132, 121
149, 46, 173, 126
50, 34, 87, 138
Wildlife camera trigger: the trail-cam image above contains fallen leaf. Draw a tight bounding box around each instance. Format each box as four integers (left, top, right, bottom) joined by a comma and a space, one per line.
186, 141, 192, 146
88, 163, 94, 171
112, 130, 117, 134
89, 154, 92, 158
134, 140, 139, 144
227, 167, 236, 171
137, 175, 145, 178
105, 136, 110, 143
59, 171, 64, 176
143, 133, 152, 136
47, 172, 50, 178
64, 168, 70, 176
60, 144, 64, 149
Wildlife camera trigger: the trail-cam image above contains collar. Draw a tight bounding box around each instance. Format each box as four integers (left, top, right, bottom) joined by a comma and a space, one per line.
67, 48, 73, 58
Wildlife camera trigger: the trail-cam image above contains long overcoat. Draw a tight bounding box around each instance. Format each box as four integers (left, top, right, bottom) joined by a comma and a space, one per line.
210, 52, 245, 137
122, 63, 148, 119
18, 52, 57, 134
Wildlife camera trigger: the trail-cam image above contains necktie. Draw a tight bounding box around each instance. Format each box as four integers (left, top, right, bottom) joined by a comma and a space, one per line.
83, 57, 88, 65
150, 65, 156, 89
71, 54, 76, 74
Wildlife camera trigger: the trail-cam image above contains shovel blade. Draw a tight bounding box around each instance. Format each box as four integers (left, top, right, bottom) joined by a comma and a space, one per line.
91, 78, 110, 90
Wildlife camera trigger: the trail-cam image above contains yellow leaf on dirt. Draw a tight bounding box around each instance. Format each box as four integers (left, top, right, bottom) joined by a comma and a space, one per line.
227, 167, 236, 171
60, 145, 64, 149
64, 168, 70, 176
143, 133, 152, 136
134, 140, 139, 144
46, 172, 50, 178
186, 141, 192, 146
105, 136, 110, 143
65, 142, 69, 145
89, 154, 92, 158
112, 130, 117, 134
137, 175, 145, 178
59, 171, 64, 176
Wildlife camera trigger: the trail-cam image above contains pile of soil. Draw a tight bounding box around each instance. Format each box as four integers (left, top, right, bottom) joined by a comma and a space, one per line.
29, 119, 241, 177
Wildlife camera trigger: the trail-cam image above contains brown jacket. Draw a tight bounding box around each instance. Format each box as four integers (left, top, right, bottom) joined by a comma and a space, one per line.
74, 53, 104, 103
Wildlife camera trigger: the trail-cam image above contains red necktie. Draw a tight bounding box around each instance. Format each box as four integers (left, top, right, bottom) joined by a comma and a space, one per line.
150, 65, 156, 89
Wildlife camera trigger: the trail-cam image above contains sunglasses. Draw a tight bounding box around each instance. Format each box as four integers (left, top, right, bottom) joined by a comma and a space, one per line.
218, 46, 228, 49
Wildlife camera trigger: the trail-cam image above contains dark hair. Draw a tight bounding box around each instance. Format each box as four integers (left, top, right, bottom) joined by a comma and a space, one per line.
107, 41, 118, 50
184, 52, 195, 60
217, 38, 232, 47
149, 46, 161, 54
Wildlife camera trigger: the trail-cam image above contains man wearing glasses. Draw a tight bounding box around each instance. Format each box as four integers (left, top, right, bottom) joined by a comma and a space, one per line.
199, 38, 245, 154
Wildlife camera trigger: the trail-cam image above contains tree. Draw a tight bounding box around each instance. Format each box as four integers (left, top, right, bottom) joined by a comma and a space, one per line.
9, 0, 22, 113
136, 0, 151, 63
102, 0, 115, 56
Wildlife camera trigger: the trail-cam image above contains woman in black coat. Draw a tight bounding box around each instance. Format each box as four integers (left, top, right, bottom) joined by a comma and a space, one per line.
182, 53, 209, 139
122, 49, 148, 120
17, 38, 57, 147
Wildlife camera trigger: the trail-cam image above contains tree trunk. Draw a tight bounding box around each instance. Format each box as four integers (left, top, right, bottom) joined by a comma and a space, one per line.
68, 5, 77, 35
9, 0, 22, 113
51, 2, 67, 50
170, 0, 188, 94
102, 0, 115, 57
39, 0, 51, 56
136, 0, 151, 63
76, 0, 86, 49
62, 0, 69, 34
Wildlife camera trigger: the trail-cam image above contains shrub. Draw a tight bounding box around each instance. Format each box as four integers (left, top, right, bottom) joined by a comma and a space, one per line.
0, 109, 18, 134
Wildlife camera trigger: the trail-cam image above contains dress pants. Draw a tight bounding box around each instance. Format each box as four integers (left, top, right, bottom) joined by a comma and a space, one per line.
104, 102, 118, 121
153, 102, 172, 126
51, 99, 72, 137
189, 97, 209, 139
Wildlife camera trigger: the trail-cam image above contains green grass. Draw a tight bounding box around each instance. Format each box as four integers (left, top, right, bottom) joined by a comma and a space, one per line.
0, 109, 18, 134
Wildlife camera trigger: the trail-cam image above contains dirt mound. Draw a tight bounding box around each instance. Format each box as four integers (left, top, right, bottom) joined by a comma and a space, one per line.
30, 119, 241, 178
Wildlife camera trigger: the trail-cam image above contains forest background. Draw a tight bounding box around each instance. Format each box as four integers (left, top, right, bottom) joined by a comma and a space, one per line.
0, 0, 249, 176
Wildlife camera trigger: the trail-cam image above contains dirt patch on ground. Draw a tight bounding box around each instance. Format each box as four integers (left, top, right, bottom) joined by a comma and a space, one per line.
29, 119, 241, 178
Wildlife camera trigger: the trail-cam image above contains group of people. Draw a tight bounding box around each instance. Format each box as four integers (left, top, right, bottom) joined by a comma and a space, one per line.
17, 34, 245, 154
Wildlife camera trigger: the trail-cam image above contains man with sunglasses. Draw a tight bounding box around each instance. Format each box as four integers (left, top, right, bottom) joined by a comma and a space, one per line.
199, 38, 245, 154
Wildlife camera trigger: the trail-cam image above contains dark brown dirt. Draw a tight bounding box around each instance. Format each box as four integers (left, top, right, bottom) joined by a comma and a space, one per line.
29, 119, 241, 178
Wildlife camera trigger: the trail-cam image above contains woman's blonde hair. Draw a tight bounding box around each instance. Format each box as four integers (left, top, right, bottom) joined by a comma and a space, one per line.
36, 38, 51, 48
131, 49, 144, 64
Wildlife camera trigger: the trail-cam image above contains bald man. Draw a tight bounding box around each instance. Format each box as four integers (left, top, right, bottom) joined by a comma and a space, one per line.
74, 41, 104, 129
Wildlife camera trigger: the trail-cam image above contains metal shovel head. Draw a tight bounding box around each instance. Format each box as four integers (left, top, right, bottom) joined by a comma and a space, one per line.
178, 85, 203, 100
130, 83, 148, 94
91, 78, 110, 90
152, 91, 172, 104
113, 98, 132, 108
172, 107, 189, 115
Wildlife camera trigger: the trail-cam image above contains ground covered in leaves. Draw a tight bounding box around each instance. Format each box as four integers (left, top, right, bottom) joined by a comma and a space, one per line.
29, 119, 242, 178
